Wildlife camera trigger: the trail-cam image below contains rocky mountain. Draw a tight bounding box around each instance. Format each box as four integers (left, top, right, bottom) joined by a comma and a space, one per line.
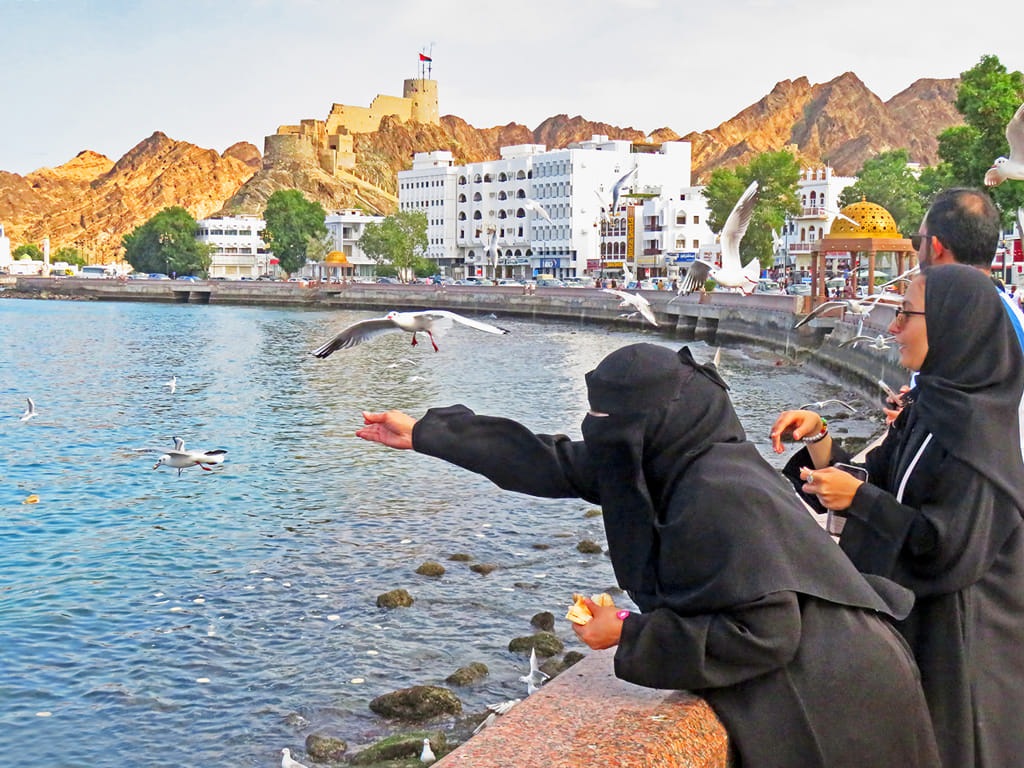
0, 73, 964, 263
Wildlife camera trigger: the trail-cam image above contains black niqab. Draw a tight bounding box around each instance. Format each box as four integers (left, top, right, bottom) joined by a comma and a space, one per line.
581, 343, 910, 617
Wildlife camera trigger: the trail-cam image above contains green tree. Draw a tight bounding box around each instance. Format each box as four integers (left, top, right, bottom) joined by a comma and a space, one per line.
358, 210, 430, 280
54, 246, 87, 267
935, 55, 1024, 219
122, 207, 212, 276
262, 190, 327, 276
13, 243, 43, 260
703, 150, 801, 268
839, 150, 927, 236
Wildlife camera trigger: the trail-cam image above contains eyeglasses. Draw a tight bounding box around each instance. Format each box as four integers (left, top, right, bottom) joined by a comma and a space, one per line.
893, 307, 927, 327
910, 232, 929, 250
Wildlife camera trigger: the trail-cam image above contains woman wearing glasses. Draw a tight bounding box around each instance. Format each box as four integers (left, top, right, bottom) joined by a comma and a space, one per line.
771, 263, 1024, 768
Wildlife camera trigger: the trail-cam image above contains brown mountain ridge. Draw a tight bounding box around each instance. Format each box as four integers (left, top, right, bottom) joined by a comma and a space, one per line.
0, 73, 962, 263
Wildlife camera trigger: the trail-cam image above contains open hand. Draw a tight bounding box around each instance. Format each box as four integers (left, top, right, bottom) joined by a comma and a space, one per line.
356, 410, 417, 450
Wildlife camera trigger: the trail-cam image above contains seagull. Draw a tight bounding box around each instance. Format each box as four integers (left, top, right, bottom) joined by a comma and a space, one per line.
771, 229, 785, 252
798, 399, 857, 413
20, 398, 37, 422
985, 102, 1024, 186
420, 738, 436, 764
838, 334, 895, 350
679, 180, 760, 294
281, 748, 310, 768
484, 228, 499, 271
610, 166, 637, 214
312, 310, 510, 356
472, 699, 522, 735
518, 647, 549, 695
602, 288, 658, 327
164, 376, 176, 394
823, 207, 862, 227
621, 262, 636, 288
794, 299, 874, 329
522, 198, 554, 225
153, 437, 228, 477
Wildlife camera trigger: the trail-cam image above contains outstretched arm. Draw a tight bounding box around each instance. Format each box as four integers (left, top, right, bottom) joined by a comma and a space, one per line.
357, 410, 417, 450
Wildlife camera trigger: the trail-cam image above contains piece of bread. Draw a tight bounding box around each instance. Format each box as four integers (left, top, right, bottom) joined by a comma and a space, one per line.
565, 592, 616, 625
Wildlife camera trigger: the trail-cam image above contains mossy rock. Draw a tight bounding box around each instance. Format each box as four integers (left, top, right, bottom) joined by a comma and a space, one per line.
577, 539, 603, 554
376, 589, 414, 609
369, 685, 462, 721
530, 611, 555, 632
416, 561, 445, 577
349, 730, 447, 764
531, 542, 551, 550
508, 631, 563, 657
305, 732, 347, 761
445, 661, 489, 686
448, 552, 473, 562
584, 508, 604, 518
469, 563, 498, 575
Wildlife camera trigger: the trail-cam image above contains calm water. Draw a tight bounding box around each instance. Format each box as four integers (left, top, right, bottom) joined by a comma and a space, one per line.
0, 298, 887, 767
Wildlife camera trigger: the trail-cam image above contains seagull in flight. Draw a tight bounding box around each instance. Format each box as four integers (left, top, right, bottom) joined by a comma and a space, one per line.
603, 288, 658, 327
838, 334, 895, 350
281, 748, 311, 768
985, 102, 1024, 186
164, 376, 176, 394
798, 398, 857, 413
523, 198, 554, 225
472, 699, 522, 735
484, 228, 499, 270
153, 437, 228, 477
823, 207, 862, 228
678, 180, 760, 294
311, 310, 510, 356
20, 397, 37, 422
519, 647, 550, 695
794, 291, 897, 334
610, 166, 637, 214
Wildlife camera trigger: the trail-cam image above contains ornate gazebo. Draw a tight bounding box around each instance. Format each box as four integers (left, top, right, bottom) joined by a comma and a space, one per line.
809, 199, 916, 304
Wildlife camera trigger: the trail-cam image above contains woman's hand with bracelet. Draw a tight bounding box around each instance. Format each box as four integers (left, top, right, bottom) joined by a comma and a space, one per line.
770, 410, 826, 453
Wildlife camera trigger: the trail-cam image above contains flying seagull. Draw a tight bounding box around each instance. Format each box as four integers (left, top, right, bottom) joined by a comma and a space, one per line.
985, 102, 1024, 186
20, 397, 37, 422
164, 376, 177, 394
311, 310, 511, 356
823, 207, 862, 228
798, 398, 857, 413
472, 699, 522, 735
522, 198, 554, 225
281, 748, 311, 768
838, 334, 895, 350
602, 288, 658, 327
153, 437, 228, 477
484, 228, 499, 270
518, 647, 550, 695
679, 180, 760, 294
610, 166, 637, 214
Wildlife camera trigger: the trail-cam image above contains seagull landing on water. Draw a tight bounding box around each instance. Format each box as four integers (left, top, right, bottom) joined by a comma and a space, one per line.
312, 310, 511, 356
20, 398, 37, 422
154, 437, 228, 477
164, 376, 176, 394
420, 738, 436, 764
603, 289, 658, 327
281, 748, 311, 768
985, 102, 1024, 186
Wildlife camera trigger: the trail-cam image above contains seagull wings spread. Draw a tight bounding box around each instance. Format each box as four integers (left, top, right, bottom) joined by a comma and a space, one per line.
312, 317, 402, 357
720, 180, 759, 273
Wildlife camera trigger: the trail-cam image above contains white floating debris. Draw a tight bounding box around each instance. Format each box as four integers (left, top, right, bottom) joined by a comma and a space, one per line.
400, 539, 412, 544
327, 614, 341, 621
500, 587, 515, 592
350, 678, 365, 684
263, 577, 274, 582
196, 677, 211, 684
366, 650, 379, 656
169, 606, 184, 612
35, 712, 52, 717
316, 594, 329, 599
153, 592, 164, 597
283, 582, 291, 587
193, 598, 205, 604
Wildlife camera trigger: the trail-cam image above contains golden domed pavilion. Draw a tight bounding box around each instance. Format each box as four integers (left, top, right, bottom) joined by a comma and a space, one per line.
809, 197, 915, 302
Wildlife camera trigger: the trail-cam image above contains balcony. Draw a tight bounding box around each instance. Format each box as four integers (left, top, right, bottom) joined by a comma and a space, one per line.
800, 207, 827, 218
643, 247, 662, 256
788, 243, 812, 252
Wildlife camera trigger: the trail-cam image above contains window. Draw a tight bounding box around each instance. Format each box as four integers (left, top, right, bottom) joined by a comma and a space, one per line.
693, 215, 699, 225
473, 192, 482, 202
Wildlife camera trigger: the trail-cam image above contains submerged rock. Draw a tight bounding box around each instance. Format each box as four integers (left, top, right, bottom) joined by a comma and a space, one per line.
349, 730, 447, 765
530, 611, 555, 632
369, 685, 462, 721
576, 539, 603, 554
415, 561, 446, 577
445, 662, 489, 686
469, 563, 498, 575
584, 508, 604, 518
447, 553, 473, 562
376, 589, 414, 609
305, 732, 347, 761
508, 631, 564, 657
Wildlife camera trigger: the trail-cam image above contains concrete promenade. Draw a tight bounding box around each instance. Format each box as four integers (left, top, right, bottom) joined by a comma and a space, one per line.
7, 275, 900, 765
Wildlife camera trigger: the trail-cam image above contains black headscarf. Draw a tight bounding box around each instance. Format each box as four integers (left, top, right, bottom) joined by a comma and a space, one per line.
913, 264, 1024, 510
582, 343, 911, 617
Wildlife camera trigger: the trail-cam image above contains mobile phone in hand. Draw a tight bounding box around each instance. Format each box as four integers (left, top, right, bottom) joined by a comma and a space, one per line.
878, 379, 904, 407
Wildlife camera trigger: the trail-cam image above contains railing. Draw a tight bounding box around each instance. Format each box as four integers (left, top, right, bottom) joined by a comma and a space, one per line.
788, 243, 812, 252
801, 207, 827, 217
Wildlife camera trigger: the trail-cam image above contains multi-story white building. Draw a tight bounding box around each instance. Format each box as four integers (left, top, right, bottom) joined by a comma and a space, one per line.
196, 216, 270, 279
397, 151, 459, 272
0, 223, 11, 270
320, 210, 385, 280
778, 167, 857, 275
399, 136, 713, 281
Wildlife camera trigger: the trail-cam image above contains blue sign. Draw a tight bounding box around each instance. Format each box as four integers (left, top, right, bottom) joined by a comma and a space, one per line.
666, 252, 697, 264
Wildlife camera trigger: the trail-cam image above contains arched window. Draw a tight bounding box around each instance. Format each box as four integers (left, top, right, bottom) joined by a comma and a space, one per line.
458, 176, 467, 185
473, 192, 482, 202
516, 208, 526, 219
498, 191, 507, 200
516, 170, 526, 180
517, 189, 526, 199
483, 173, 493, 183
600, 242, 607, 255
819, 227, 824, 239
474, 174, 482, 183
676, 213, 687, 225
458, 193, 466, 203
498, 172, 508, 182
810, 191, 817, 205
458, 212, 467, 221
473, 211, 482, 220
800, 227, 806, 240
498, 210, 507, 219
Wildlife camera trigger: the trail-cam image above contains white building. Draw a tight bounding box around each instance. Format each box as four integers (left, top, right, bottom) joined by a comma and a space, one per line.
399, 136, 713, 280
0, 223, 11, 270
196, 216, 270, 279
321, 210, 385, 280
778, 167, 857, 275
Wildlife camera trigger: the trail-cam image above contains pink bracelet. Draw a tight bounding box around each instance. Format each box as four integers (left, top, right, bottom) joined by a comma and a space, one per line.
616, 610, 630, 620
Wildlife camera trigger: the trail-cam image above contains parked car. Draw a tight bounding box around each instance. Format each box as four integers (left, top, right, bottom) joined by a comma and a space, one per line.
535, 278, 566, 288
176, 275, 200, 281
755, 280, 783, 294
147, 273, 171, 280
496, 278, 524, 287
376, 276, 401, 284
786, 283, 812, 296
562, 277, 591, 288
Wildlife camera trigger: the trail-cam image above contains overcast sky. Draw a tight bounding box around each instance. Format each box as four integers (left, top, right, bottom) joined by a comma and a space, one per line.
2, 0, 1020, 176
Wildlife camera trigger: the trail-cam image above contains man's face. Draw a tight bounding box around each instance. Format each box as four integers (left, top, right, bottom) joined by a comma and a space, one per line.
915, 219, 932, 268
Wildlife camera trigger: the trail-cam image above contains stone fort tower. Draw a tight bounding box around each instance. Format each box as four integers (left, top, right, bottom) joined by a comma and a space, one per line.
267, 76, 439, 176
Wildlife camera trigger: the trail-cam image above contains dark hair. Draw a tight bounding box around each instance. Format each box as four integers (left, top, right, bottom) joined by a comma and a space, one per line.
924, 188, 1000, 267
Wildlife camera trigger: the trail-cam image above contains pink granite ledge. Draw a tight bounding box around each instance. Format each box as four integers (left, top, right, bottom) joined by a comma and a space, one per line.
435, 648, 728, 768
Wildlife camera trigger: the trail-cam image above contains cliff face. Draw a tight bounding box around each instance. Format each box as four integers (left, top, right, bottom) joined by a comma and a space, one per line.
0, 74, 964, 262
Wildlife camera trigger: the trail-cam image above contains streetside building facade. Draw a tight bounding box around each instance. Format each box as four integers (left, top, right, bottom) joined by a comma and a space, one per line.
196, 216, 270, 279
777, 166, 857, 276
396, 151, 460, 273
320, 210, 385, 281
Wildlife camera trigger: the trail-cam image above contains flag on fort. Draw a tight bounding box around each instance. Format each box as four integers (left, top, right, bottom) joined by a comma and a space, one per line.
419, 53, 432, 62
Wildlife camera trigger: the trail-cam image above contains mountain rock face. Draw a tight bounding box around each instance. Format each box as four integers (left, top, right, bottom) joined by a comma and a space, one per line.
0, 74, 964, 263
684, 72, 962, 181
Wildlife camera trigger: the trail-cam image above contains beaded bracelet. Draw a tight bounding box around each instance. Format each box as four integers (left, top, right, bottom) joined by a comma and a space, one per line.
801, 418, 829, 444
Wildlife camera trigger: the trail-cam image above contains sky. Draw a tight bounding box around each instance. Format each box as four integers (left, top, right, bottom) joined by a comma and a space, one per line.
2, 0, 1021, 176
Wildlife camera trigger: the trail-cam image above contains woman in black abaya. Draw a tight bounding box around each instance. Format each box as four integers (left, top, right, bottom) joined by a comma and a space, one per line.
358, 343, 940, 767
773, 264, 1024, 768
